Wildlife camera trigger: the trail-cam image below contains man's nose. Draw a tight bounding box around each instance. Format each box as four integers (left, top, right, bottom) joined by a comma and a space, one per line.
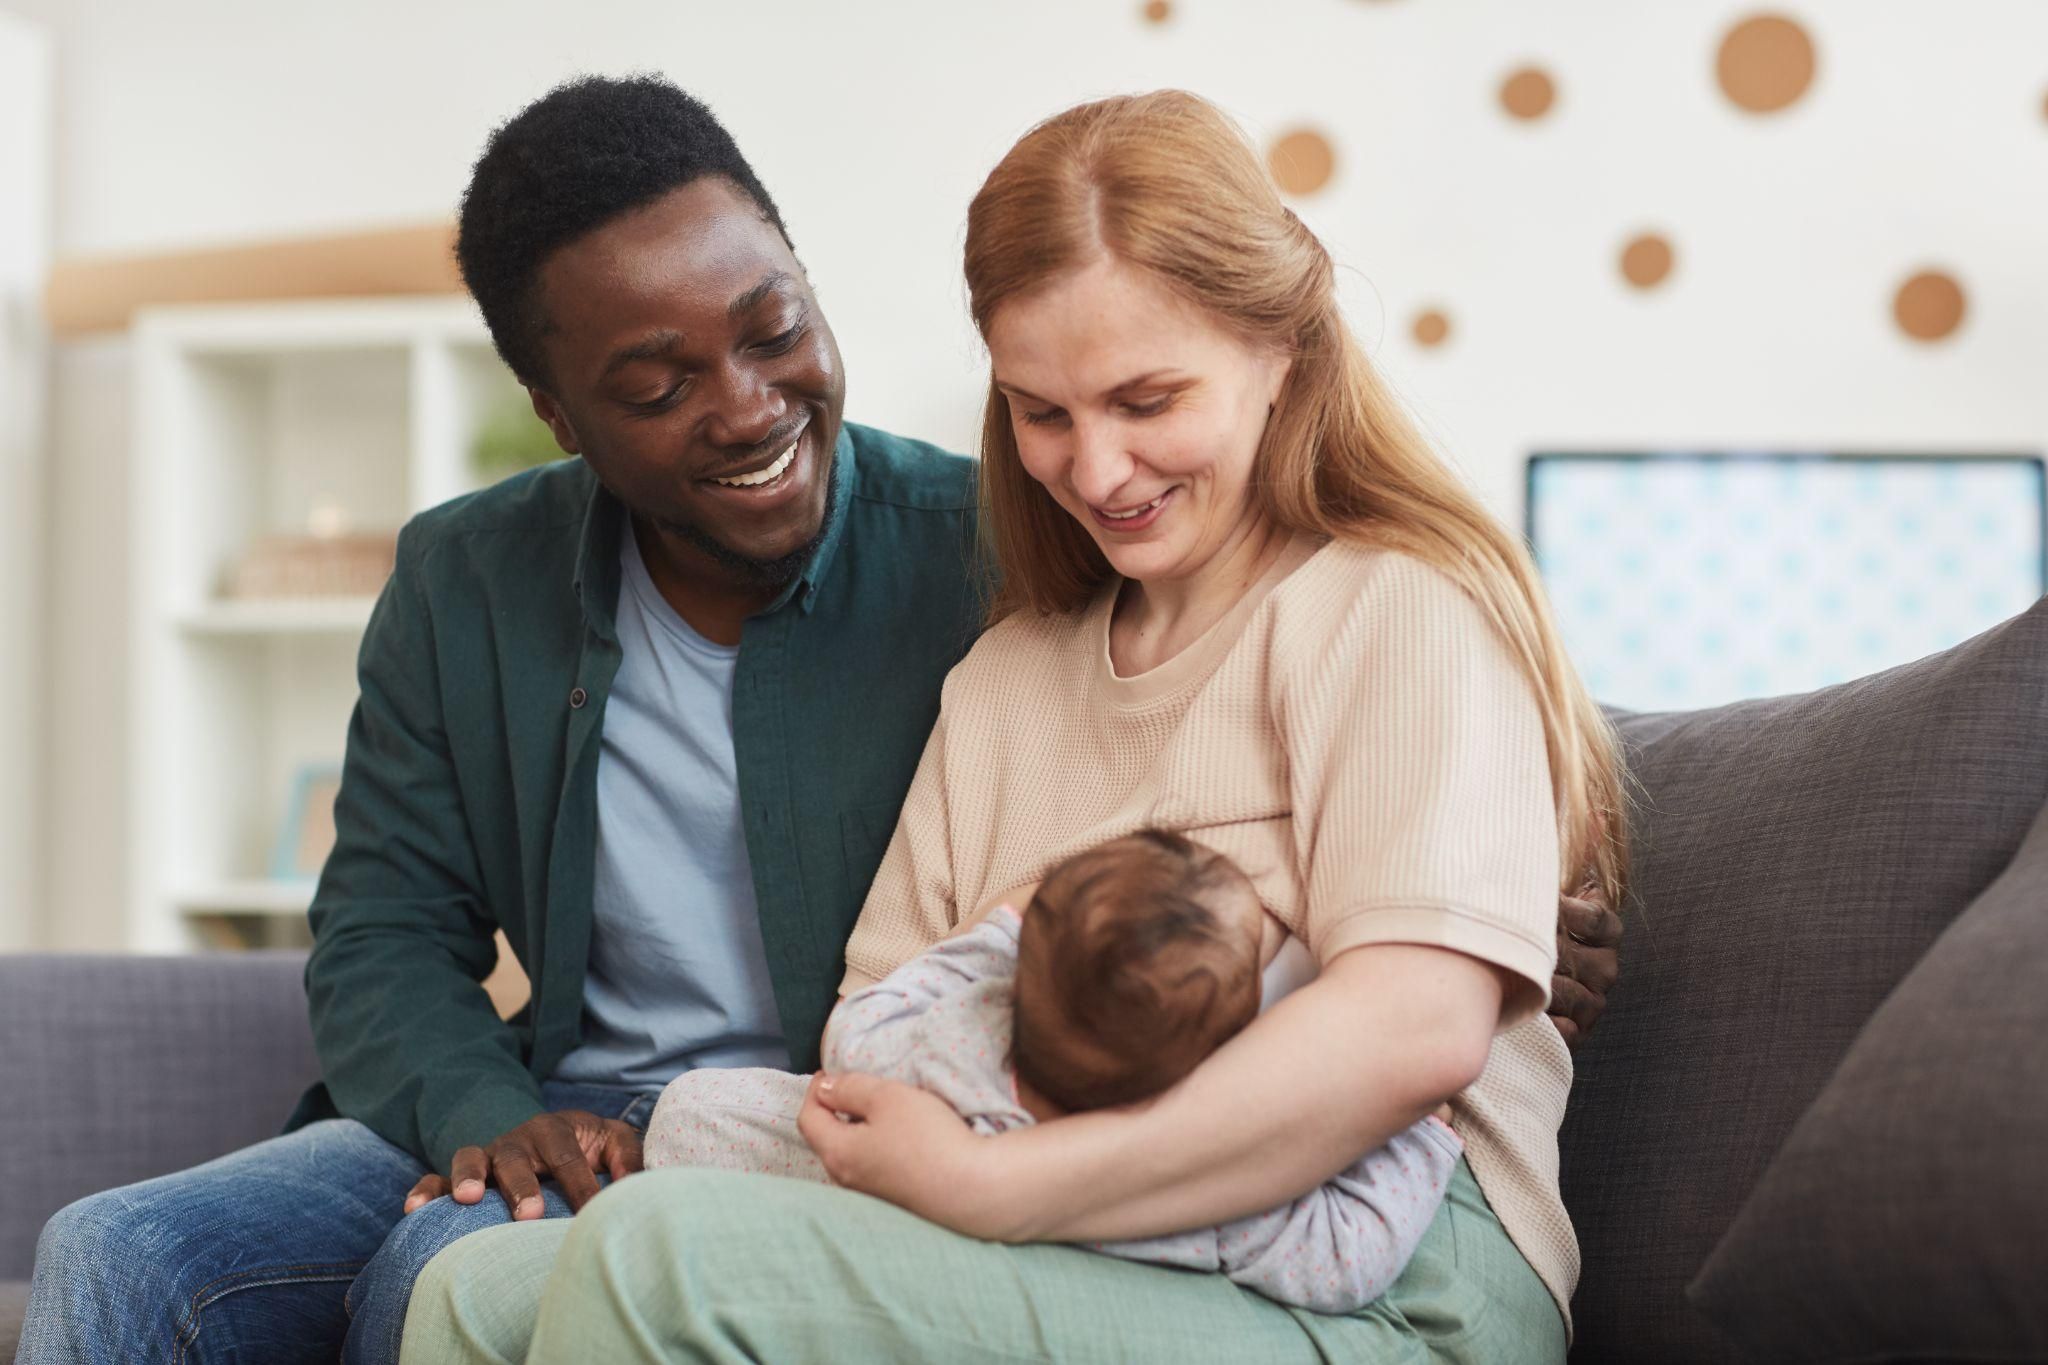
1067, 420, 1136, 506
703, 360, 785, 449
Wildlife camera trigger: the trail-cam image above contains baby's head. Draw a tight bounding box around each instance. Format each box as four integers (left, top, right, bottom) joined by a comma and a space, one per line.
1012, 829, 1264, 1112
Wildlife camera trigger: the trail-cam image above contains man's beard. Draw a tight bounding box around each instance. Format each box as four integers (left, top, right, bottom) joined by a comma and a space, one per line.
660, 454, 838, 589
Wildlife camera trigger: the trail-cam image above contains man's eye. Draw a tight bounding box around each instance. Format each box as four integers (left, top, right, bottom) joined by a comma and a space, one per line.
627, 382, 686, 413
756, 323, 806, 356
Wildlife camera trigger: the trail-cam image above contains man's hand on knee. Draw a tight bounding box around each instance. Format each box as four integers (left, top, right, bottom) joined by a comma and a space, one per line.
401, 1110, 643, 1220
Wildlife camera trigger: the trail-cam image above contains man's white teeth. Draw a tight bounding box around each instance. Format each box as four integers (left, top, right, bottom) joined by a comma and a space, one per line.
713, 438, 800, 488
1100, 494, 1167, 521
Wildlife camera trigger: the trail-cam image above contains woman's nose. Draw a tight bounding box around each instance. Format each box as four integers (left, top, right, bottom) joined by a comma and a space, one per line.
704, 360, 785, 449
1067, 421, 1136, 506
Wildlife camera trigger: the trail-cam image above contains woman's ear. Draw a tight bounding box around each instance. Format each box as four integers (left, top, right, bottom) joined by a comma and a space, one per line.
528, 387, 582, 456
1264, 353, 1294, 414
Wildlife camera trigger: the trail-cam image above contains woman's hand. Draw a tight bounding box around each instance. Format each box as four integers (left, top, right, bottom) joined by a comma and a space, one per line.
805, 944, 1497, 1247
797, 1072, 1018, 1239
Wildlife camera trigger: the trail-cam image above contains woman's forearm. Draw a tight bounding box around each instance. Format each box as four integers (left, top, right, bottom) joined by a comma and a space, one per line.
988, 942, 1505, 1243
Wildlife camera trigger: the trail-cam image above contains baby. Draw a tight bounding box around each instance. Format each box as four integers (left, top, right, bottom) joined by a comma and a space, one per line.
645, 829, 1462, 1314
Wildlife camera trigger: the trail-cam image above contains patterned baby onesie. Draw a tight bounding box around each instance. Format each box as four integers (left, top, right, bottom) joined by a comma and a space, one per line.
644, 908, 1464, 1314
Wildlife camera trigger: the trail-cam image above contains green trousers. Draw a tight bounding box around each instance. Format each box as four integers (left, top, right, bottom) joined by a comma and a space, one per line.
399, 1157, 1566, 1364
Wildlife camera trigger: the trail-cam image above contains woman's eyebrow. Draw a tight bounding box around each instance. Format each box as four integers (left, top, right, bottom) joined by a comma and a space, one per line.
994, 371, 1184, 405
1106, 370, 1181, 394
994, 378, 1048, 404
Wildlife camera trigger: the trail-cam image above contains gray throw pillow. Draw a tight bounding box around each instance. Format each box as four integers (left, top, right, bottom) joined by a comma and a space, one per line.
1559, 596, 2048, 1364
1688, 796, 2048, 1362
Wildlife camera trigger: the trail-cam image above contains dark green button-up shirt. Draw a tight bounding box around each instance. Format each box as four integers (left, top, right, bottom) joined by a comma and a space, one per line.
294, 423, 983, 1169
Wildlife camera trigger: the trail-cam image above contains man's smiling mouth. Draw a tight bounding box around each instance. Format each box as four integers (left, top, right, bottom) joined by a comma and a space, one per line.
707, 425, 805, 490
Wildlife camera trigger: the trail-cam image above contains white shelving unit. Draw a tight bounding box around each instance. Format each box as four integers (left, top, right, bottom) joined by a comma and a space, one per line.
1, 14, 51, 950
129, 297, 525, 951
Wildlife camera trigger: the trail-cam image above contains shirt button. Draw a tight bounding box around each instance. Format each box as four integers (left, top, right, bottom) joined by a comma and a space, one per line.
569, 687, 588, 709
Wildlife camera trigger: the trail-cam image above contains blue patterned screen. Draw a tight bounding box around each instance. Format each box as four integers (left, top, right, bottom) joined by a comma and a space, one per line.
1527, 453, 2047, 711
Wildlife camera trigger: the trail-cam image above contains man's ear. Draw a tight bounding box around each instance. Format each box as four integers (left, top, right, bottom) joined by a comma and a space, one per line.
529, 388, 582, 456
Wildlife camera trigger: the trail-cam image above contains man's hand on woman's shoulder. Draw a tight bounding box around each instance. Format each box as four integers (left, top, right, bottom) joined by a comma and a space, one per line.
1550, 885, 1622, 1051
400, 1110, 644, 1219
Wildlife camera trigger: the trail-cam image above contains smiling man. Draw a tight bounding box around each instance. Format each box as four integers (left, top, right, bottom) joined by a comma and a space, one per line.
17, 76, 1618, 1365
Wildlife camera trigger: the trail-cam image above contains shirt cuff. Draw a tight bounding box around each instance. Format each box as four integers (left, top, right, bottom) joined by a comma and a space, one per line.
422, 1082, 547, 1173
1316, 902, 1555, 1029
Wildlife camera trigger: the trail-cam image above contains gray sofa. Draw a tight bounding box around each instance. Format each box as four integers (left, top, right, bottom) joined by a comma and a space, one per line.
0, 952, 320, 1362
3, 597, 2043, 1363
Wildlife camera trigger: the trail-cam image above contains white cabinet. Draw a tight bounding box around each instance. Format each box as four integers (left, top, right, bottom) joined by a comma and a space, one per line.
128, 297, 525, 949
0, 13, 51, 950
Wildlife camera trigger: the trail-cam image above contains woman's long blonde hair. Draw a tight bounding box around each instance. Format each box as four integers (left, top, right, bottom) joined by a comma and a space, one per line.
965, 90, 1629, 904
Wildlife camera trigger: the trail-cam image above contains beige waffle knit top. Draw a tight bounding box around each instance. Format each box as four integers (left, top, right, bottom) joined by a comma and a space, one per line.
841, 535, 1576, 1332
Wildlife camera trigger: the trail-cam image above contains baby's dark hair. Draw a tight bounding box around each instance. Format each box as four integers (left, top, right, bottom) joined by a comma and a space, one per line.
1012, 829, 1264, 1112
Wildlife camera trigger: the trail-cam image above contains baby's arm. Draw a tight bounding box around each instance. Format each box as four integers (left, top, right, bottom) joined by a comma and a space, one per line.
1217, 1116, 1462, 1312
1087, 1116, 1463, 1314
823, 911, 1022, 1079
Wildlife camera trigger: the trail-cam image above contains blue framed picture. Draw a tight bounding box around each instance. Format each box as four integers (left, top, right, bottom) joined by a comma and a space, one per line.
1526, 452, 2047, 711
271, 763, 344, 882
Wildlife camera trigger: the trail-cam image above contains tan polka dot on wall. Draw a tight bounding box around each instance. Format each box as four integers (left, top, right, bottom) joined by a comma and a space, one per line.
1500, 67, 1557, 122
1141, 0, 1171, 23
1717, 14, 1817, 114
1620, 233, 1676, 290
1267, 129, 1337, 197
1893, 270, 1966, 343
1412, 309, 1452, 348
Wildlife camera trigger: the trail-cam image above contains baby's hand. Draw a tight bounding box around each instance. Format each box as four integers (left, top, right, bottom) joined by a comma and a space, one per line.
1432, 1102, 1455, 1126
1258, 911, 1287, 969
953, 881, 1041, 935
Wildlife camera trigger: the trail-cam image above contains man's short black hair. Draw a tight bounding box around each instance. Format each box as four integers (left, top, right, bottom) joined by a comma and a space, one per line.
456, 74, 792, 387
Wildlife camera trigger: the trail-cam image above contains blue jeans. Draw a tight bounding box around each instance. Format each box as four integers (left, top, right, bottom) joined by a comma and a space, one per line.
17, 1079, 654, 1365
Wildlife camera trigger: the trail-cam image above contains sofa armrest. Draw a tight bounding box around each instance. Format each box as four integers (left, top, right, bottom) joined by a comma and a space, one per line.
0, 952, 320, 1280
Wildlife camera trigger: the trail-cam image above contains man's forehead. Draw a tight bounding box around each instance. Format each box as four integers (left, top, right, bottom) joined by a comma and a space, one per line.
547, 192, 786, 300
537, 185, 799, 361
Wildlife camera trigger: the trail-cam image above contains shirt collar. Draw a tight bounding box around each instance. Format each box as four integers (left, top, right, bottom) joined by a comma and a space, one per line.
570, 423, 857, 637
780, 422, 856, 617
573, 468, 627, 643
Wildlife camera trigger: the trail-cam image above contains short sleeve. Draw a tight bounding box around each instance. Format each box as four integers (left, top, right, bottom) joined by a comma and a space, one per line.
839, 703, 959, 994
1277, 553, 1561, 1027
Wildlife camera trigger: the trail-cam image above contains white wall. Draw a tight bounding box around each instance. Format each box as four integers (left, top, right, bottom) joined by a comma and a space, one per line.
10, 0, 2048, 944
0, 12, 50, 950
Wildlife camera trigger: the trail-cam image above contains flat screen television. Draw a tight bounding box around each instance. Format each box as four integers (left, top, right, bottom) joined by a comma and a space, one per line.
1525, 452, 2047, 711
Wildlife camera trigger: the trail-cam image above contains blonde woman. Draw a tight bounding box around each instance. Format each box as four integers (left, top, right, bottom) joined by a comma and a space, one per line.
403, 90, 1626, 1364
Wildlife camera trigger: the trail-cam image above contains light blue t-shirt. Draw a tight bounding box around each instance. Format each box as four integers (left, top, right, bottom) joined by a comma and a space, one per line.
552, 525, 792, 1089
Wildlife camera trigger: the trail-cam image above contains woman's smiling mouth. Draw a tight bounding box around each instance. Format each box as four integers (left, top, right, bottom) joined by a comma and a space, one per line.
1089, 488, 1174, 532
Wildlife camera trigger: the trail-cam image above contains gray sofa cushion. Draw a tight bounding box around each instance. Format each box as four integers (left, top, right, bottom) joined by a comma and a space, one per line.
0, 951, 320, 1284
1559, 595, 2048, 1363
1689, 796, 2048, 1362
0, 1281, 23, 1365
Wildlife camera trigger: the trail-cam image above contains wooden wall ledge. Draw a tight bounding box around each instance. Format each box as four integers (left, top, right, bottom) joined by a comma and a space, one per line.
44, 221, 463, 337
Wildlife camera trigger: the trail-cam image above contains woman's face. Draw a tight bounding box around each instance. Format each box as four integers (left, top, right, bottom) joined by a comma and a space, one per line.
986, 256, 1291, 587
